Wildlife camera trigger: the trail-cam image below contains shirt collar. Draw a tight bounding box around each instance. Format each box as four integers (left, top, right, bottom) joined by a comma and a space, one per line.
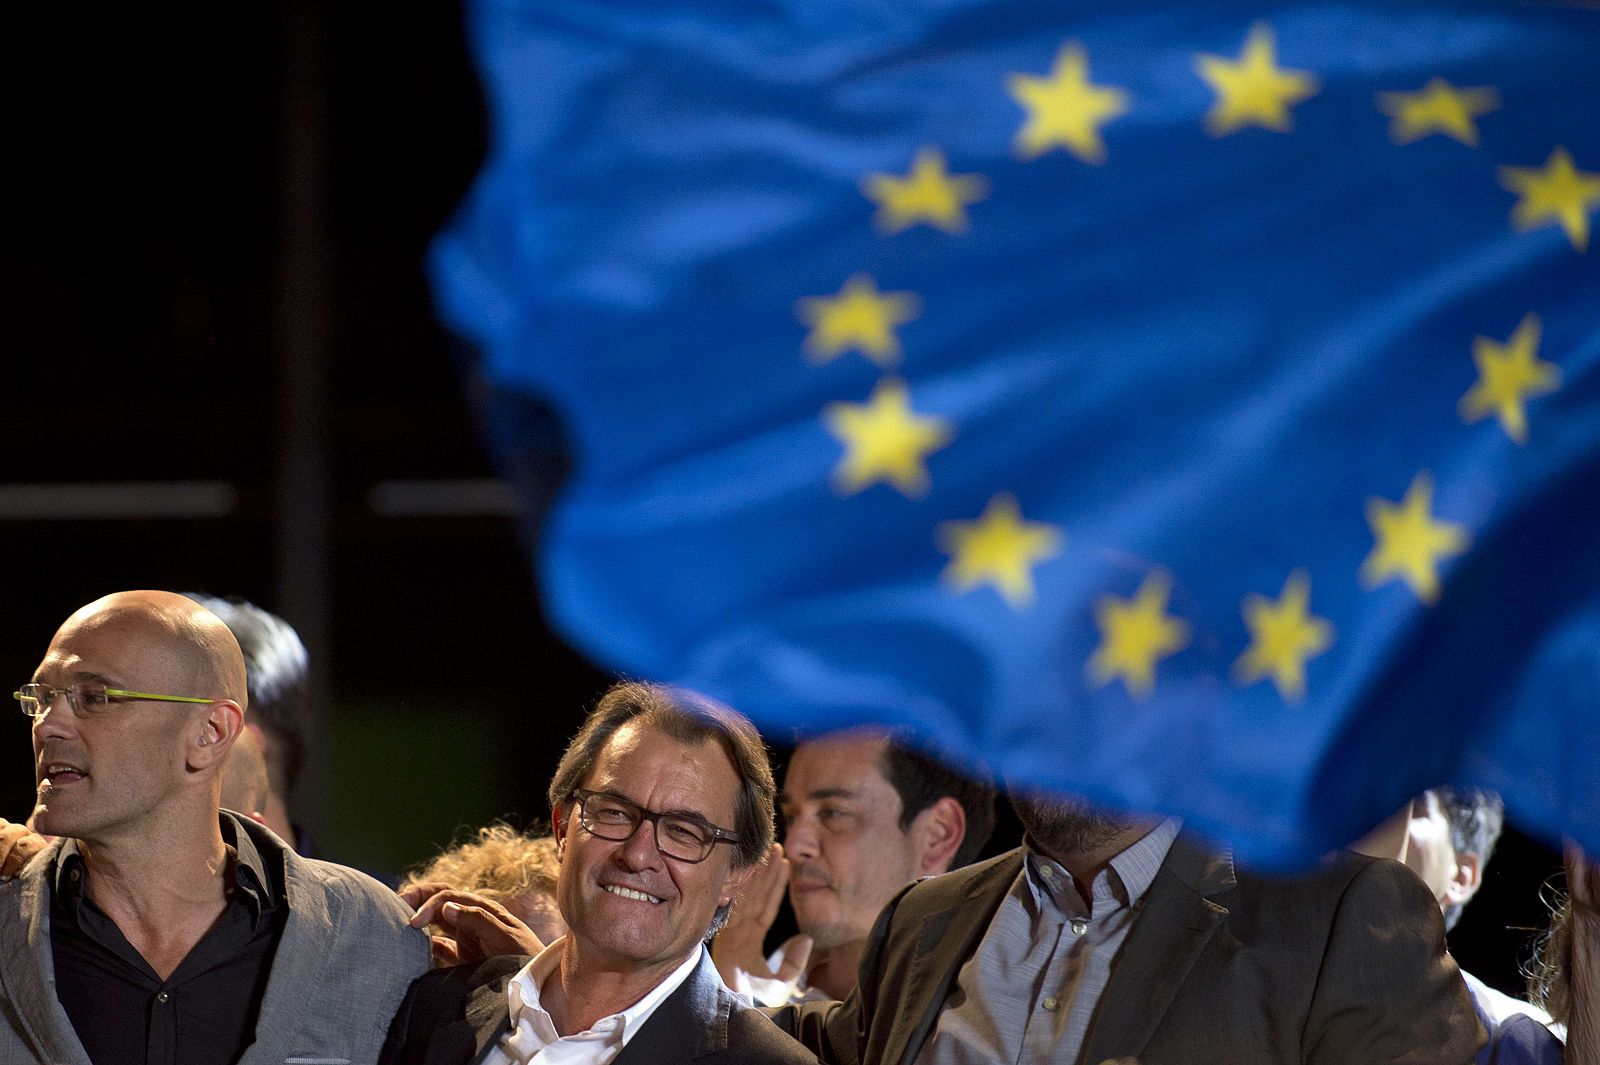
501, 937, 705, 1055
51, 814, 278, 928
222, 815, 276, 924
1023, 817, 1182, 917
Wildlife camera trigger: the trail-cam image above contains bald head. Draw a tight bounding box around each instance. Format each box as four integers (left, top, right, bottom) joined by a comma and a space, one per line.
53, 591, 248, 708
31, 591, 250, 845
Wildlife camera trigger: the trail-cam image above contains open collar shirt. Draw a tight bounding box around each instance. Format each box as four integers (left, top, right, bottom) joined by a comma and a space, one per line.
482, 937, 705, 1065
49, 820, 286, 1065
916, 818, 1181, 1065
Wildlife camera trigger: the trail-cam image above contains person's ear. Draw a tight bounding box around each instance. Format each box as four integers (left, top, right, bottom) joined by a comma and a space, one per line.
1444, 850, 1484, 908
908, 797, 967, 876
718, 858, 759, 908
189, 700, 243, 771
553, 807, 568, 859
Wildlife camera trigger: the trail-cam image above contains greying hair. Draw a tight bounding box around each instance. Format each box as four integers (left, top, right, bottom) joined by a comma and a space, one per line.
548, 681, 775, 870
1431, 787, 1504, 932
185, 594, 311, 794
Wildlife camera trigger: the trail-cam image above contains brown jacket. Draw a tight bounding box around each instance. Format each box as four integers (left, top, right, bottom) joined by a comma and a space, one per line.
771, 841, 1483, 1065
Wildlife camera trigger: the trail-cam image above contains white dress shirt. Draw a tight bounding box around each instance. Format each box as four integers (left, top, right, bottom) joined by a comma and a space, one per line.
728, 940, 830, 1007
482, 938, 706, 1065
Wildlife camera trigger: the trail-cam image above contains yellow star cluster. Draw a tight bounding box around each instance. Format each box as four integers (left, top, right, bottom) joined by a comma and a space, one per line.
785, 21, 1588, 707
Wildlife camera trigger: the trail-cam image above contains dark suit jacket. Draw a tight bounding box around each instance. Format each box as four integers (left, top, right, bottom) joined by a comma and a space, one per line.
771, 841, 1484, 1065
381, 948, 818, 1065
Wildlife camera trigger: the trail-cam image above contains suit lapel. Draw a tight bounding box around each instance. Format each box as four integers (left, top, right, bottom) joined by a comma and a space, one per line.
0, 845, 95, 1065
1078, 838, 1234, 1065
239, 843, 337, 1065
461, 977, 513, 1064
614, 952, 727, 1064
884, 853, 1025, 1065
414, 959, 520, 1065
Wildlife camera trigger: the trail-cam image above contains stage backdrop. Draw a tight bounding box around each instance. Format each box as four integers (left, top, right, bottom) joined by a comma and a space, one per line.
431, 0, 1600, 867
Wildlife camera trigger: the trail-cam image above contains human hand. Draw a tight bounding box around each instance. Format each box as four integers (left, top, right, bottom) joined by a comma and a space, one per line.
712, 843, 812, 988
400, 882, 545, 966
0, 818, 48, 879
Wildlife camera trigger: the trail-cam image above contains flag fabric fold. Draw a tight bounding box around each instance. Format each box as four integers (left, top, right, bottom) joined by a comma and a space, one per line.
434, 0, 1600, 866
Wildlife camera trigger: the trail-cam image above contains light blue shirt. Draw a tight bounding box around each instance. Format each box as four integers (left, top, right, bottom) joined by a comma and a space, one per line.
915, 819, 1182, 1065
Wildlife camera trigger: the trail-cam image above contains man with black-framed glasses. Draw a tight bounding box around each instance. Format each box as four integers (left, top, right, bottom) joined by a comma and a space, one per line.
0, 590, 431, 1065
382, 680, 817, 1065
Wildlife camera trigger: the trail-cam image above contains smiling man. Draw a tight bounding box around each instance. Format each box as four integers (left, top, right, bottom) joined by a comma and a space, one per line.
380, 681, 817, 1065
0, 590, 429, 1065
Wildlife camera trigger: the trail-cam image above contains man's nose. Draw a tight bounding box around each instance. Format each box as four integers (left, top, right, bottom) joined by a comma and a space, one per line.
616, 818, 665, 868
783, 813, 821, 862
31, 696, 77, 740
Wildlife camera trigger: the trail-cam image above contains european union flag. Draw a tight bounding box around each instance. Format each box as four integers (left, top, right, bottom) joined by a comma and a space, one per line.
434, 0, 1600, 866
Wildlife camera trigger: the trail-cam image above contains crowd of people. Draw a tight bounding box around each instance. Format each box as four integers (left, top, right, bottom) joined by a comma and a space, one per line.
0, 590, 1594, 1065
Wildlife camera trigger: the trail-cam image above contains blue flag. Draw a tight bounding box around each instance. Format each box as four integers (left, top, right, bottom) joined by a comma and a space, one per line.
434, 0, 1600, 866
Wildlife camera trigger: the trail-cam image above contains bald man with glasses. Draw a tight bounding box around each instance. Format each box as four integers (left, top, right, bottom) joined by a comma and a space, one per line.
0, 590, 430, 1065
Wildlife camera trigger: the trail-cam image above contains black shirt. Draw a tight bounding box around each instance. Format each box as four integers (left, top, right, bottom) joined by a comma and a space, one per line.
50, 819, 288, 1065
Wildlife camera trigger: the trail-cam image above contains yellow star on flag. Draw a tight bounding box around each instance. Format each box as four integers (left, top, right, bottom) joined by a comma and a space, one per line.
1195, 24, 1319, 136
1376, 78, 1499, 147
1360, 472, 1470, 605
824, 379, 953, 498
1233, 570, 1335, 704
1499, 147, 1600, 252
937, 493, 1064, 609
1459, 314, 1560, 444
1007, 44, 1130, 164
1087, 570, 1190, 700
862, 148, 989, 235
796, 274, 922, 366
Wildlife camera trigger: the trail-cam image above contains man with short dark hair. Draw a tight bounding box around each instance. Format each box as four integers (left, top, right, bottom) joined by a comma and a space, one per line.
714, 728, 996, 1002
773, 790, 1482, 1065
0, 590, 429, 1065
382, 681, 816, 1065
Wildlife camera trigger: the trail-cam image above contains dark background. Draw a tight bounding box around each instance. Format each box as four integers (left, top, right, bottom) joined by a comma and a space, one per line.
1, 2, 1563, 1000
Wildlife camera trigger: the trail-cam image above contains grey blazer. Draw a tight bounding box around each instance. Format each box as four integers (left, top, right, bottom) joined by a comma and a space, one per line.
0, 813, 432, 1065
772, 841, 1484, 1065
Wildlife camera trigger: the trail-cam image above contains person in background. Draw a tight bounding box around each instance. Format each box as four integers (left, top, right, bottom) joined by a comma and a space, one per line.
1406, 789, 1559, 1031
220, 721, 271, 823
771, 789, 1483, 1065
401, 823, 567, 951
714, 727, 995, 1003
1528, 845, 1600, 1064
185, 593, 312, 850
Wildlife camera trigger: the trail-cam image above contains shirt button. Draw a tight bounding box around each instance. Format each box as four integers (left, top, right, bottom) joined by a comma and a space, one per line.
1071, 918, 1088, 935
69, 869, 80, 882
156, 992, 169, 1004
1041, 996, 1060, 1012
1039, 864, 1054, 879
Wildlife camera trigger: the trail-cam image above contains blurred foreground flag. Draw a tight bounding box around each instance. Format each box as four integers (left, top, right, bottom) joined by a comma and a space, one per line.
434, 0, 1600, 866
